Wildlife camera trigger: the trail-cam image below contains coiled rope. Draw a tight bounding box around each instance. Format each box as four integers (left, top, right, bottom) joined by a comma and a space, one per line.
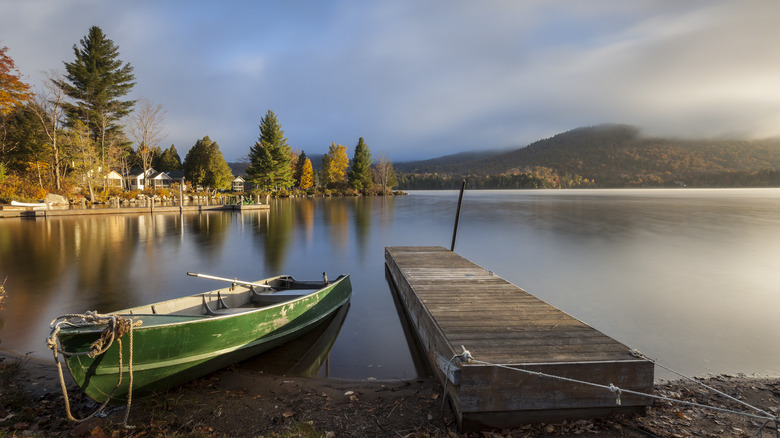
46, 312, 142, 427
441, 346, 778, 436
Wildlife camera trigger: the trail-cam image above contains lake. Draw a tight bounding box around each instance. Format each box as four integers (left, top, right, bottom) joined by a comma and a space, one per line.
1, 188, 779, 381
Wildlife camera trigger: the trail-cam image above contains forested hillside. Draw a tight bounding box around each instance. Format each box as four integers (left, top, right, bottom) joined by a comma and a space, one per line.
396, 124, 780, 189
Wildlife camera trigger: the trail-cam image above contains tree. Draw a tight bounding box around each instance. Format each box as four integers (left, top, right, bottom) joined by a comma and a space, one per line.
0, 46, 33, 116
68, 120, 100, 202
373, 153, 397, 193
293, 150, 308, 186
56, 26, 135, 169
156, 144, 182, 171
246, 109, 293, 190
29, 70, 67, 190
127, 99, 166, 187
299, 158, 314, 190
183, 136, 233, 190
348, 137, 373, 192
321, 142, 349, 188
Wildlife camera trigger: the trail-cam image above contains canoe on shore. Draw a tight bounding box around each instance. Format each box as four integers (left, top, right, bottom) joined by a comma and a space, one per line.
47, 273, 352, 404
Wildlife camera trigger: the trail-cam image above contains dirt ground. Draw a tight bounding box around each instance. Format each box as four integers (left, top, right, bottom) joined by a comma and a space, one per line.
1, 350, 779, 437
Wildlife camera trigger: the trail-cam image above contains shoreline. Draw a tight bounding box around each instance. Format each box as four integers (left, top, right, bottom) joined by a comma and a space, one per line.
2, 349, 778, 437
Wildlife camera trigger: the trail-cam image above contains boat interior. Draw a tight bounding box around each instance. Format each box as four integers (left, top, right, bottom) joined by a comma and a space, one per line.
122, 275, 339, 318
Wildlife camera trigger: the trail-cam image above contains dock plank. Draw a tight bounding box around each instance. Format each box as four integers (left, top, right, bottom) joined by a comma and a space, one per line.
385, 246, 654, 431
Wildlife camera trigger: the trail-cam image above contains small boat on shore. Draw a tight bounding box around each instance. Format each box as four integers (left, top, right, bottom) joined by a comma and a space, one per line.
47, 272, 352, 404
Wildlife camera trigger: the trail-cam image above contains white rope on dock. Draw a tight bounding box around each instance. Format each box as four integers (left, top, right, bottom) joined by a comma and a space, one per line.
442, 346, 778, 435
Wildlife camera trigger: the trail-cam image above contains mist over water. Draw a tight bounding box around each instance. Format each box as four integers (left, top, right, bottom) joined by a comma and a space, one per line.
1, 189, 779, 381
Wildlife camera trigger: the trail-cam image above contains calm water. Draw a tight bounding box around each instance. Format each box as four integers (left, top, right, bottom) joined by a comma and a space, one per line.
1, 189, 779, 381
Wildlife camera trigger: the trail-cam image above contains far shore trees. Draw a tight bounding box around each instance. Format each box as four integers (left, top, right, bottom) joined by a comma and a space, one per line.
183, 136, 232, 190
348, 137, 373, 192
246, 110, 293, 191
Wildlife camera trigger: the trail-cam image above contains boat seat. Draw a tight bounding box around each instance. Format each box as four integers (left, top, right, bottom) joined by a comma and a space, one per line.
202, 294, 250, 316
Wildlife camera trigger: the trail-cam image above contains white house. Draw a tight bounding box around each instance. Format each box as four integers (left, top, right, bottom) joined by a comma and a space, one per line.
232, 176, 246, 192
125, 168, 157, 191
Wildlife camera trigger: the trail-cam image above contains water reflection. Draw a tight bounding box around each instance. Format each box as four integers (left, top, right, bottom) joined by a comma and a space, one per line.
237, 303, 350, 377
1, 189, 779, 381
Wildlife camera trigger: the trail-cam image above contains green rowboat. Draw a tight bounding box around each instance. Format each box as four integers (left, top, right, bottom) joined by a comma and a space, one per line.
48, 273, 352, 404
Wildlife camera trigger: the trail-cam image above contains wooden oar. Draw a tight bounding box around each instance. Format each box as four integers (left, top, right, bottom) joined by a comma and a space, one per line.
187, 272, 274, 289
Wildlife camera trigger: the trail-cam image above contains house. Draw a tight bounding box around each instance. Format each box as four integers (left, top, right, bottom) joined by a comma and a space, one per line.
148, 171, 173, 189
125, 168, 157, 191
104, 170, 124, 188
232, 176, 246, 192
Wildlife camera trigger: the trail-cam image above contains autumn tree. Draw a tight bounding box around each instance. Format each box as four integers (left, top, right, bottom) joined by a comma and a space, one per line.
56, 26, 135, 170
0, 46, 33, 116
373, 153, 397, 193
299, 157, 314, 190
321, 142, 349, 189
348, 137, 373, 192
183, 136, 233, 190
246, 110, 293, 190
127, 99, 166, 187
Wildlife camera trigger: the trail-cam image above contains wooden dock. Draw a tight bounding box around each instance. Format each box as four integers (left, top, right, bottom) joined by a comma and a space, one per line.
385, 246, 654, 430
0, 203, 269, 218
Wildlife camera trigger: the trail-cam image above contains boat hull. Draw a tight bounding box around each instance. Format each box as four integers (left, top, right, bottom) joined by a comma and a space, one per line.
58, 275, 352, 403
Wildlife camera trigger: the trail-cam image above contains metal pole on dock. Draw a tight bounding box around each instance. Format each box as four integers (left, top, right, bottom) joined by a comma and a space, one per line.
450, 179, 466, 251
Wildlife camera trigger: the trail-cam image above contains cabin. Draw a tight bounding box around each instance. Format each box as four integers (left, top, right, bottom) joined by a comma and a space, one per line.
148, 171, 173, 189
125, 168, 156, 191
232, 176, 246, 192
104, 170, 124, 189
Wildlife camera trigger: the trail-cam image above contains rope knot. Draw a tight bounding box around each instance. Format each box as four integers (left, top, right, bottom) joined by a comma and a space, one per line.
609, 383, 622, 405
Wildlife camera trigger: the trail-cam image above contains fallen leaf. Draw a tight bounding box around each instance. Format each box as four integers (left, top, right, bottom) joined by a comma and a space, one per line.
282, 411, 295, 418
431, 393, 440, 400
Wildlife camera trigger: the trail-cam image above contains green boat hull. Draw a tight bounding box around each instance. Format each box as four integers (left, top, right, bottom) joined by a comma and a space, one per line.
57, 275, 352, 403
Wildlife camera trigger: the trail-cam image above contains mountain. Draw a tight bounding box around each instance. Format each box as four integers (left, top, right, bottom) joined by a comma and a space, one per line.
395, 124, 780, 188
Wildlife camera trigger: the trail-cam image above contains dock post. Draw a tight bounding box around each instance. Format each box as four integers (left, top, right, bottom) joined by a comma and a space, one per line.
450, 179, 466, 251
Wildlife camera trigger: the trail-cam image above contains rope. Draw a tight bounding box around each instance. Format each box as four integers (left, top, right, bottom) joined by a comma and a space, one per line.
450, 346, 778, 435
441, 345, 473, 413
46, 312, 142, 427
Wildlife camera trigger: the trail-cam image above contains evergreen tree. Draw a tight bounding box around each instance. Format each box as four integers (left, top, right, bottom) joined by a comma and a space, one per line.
321, 142, 349, 188
348, 137, 373, 192
293, 150, 308, 186
156, 144, 182, 171
57, 26, 135, 137
299, 158, 314, 189
56, 26, 135, 170
246, 109, 292, 190
182, 136, 233, 189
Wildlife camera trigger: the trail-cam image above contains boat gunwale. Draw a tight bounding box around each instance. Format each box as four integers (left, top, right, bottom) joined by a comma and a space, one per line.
59, 274, 351, 334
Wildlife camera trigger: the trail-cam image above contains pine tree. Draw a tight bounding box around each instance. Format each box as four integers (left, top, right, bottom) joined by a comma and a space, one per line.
293, 150, 308, 186
156, 144, 182, 171
246, 109, 292, 190
57, 26, 135, 140
348, 137, 373, 192
183, 136, 233, 189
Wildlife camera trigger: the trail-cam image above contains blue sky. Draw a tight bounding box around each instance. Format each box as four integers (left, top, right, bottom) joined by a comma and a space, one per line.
2, 1, 780, 162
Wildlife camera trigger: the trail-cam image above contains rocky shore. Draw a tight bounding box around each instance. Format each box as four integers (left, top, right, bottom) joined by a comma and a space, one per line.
1, 350, 778, 437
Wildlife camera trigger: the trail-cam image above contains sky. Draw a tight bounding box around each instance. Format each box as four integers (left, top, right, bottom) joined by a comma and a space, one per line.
2, 0, 780, 162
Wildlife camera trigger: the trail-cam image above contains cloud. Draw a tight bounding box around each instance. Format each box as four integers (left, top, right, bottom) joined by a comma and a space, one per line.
3, 0, 780, 162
